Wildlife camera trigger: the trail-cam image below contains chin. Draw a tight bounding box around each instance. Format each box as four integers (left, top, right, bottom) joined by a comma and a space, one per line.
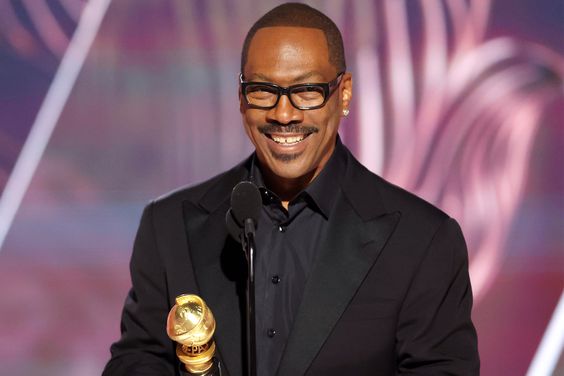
269, 161, 315, 181
257, 146, 317, 181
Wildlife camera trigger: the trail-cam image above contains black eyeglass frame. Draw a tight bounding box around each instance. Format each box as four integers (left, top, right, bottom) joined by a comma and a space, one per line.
239, 72, 345, 110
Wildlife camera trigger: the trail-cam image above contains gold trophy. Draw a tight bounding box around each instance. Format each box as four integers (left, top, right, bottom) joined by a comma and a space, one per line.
166, 294, 219, 375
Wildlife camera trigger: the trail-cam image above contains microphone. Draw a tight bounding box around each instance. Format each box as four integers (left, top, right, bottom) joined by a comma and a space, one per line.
227, 181, 262, 241
225, 181, 261, 376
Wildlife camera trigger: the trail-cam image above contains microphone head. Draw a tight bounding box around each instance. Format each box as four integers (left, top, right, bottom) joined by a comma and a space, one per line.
230, 181, 262, 226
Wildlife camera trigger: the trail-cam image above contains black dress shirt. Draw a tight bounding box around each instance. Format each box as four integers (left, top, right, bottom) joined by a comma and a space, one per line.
250, 139, 347, 376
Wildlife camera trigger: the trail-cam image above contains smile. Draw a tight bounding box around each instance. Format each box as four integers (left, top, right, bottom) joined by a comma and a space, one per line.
265, 133, 312, 145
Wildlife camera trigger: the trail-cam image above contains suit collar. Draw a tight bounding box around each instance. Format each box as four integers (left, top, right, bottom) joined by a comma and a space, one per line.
339, 146, 389, 220
304, 137, 347, 218
197, 156, 252, 214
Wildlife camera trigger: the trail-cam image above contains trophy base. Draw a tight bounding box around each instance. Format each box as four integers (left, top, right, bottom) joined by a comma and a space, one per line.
179, 357, 221, 376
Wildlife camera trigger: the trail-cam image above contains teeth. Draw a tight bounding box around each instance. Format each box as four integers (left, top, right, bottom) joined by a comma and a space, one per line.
270, 134, 306, 145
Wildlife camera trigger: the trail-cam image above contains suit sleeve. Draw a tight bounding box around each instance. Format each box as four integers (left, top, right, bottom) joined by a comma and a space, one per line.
102, 202, 177, 376
396, 218, 480, 375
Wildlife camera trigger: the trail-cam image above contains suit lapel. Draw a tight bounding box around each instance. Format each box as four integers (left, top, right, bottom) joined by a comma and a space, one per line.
276, 148, 400, 376
182, 160, 251, 376
276, 194, 400, 375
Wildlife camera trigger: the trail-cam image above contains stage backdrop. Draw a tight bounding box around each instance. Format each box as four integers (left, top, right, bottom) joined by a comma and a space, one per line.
0, 1, 562, 375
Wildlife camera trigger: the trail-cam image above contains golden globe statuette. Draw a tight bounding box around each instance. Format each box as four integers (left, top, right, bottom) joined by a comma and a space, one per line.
166, 294, 218, 374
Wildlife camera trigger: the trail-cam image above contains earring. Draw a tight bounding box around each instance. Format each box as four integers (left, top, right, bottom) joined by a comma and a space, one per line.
342, 108, 350, 116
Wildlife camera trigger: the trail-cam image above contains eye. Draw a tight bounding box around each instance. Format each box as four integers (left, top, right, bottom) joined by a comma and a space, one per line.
291, 86, 324, 102
246, 85, 277, 99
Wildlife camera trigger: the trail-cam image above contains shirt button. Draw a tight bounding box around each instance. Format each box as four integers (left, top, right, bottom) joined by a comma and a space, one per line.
271, 275, 281, 284
267, 328, 276, 338
278, 225, 286, 232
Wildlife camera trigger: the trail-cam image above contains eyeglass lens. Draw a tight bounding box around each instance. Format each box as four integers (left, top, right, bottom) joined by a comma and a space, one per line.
245, 84, 325, 108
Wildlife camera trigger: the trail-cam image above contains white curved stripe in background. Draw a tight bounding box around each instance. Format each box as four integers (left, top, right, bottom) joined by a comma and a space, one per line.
0, 0, 112, 251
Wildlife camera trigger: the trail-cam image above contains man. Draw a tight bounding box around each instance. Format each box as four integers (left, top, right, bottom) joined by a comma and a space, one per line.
103, 3, 479, 375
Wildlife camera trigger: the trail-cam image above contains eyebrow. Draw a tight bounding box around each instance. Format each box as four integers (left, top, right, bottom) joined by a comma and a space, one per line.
248, 71, 326, 84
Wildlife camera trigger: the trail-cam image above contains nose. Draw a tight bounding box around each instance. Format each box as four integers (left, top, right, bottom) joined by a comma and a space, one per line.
266, 94, 304, 125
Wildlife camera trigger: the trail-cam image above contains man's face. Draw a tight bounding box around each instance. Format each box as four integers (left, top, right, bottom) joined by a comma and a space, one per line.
240, 26, 352, 184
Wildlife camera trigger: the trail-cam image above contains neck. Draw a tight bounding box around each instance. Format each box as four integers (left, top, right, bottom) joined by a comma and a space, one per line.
262, 169, 315, 209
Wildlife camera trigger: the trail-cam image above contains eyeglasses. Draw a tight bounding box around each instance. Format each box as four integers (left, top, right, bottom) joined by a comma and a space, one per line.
239, 72, 344, 110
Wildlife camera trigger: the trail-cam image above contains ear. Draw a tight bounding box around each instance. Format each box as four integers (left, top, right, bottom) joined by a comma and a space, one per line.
340, 72, 353, 114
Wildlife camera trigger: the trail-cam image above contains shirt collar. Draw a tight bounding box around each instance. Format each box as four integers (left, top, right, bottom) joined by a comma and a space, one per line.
249, 136, 347, 219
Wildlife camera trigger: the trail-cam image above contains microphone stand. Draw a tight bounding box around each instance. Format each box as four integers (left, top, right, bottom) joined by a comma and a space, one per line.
242, 218, 257, 376
228, 181, 261, 376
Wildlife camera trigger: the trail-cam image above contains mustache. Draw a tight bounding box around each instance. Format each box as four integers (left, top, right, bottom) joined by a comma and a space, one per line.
258, 124, 319, 134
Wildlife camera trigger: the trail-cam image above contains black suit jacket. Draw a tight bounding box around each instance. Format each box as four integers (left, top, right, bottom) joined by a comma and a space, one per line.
103, 146, 479, 375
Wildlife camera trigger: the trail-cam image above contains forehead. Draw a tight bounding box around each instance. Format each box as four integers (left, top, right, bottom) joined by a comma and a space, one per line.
244, 26, 334, 83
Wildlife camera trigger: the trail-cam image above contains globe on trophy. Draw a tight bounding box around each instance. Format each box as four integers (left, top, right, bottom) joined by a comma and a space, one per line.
166, 294, 219, 375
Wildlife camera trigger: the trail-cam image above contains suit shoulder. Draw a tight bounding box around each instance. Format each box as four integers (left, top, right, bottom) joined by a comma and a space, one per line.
362, 169, 461, 253
375, 174, 448, 223
149, 157, 250, 211
345, 152, 448, 224
341, 149, 450, 232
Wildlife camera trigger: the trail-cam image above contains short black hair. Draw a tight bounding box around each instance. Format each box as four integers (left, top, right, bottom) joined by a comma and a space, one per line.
241, 3, 346, 73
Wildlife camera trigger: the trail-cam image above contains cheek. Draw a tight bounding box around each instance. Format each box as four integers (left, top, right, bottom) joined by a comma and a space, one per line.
242, 113, 262, 145
310, 111, 339, 138
317, 99, 340, 127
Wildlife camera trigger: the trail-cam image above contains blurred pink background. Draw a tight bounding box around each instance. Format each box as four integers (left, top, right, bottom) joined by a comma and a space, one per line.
0, 1, 562, 375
